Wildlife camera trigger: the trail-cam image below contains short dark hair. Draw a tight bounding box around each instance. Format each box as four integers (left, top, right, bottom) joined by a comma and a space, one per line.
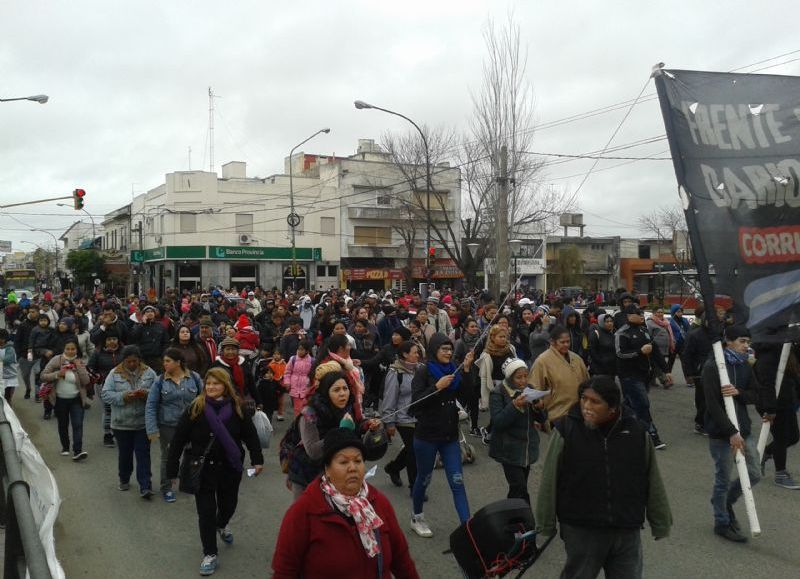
549, 324, 569, 342
579, 375, 621, 409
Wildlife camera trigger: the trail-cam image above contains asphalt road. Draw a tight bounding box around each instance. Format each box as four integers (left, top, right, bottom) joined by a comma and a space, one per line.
10, 362, 800, 579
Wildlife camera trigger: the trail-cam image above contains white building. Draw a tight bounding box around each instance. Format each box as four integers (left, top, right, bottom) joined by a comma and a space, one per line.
309, 139, 463, 291
103, 161, 341, 293
101, 139, 463, 294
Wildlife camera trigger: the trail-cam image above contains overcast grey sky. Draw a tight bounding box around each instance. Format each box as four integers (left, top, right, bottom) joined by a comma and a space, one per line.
1, 0, 797, 251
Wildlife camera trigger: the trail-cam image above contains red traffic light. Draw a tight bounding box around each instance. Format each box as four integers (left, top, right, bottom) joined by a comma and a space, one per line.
428, 246, 436, 257
73, 188, 86, 210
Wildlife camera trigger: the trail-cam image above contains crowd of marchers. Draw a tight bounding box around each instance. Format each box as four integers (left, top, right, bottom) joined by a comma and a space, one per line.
1, 282, 797, 578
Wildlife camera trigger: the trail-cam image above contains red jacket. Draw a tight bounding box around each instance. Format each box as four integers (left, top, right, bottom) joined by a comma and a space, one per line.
271, 476, 419, 579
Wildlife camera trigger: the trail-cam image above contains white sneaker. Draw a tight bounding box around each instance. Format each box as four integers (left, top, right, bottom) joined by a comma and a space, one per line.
199, 554, 218, 576
410, 514, 433, 538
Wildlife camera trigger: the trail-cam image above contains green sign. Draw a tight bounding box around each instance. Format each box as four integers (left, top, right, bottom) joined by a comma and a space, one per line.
130, 246, 205, 263
131, 245, 320, 262
129, 248, 163, 262
208, 246, 321, 261
166, 246, 206, 259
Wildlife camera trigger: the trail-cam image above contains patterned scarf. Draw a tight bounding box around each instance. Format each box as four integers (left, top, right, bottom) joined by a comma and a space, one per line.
320, 475, 383, 558
650, 315, 675, 353
327, 351, 365, 417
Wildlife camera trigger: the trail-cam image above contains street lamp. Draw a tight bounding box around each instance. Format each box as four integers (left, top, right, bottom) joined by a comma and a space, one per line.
509, 239, 523, 297
57, 203, 96, 243
0, 94, 48, 104
354, 100, 434, 292
21, 240, 54, 282
288, 128, 330, 291
31, 229, 59, 288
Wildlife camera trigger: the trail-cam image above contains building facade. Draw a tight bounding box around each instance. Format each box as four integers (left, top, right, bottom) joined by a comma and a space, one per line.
316, 139, 463, 292
99, 139, 463, 295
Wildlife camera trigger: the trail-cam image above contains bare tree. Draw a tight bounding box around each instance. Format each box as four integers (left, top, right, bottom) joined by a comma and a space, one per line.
380, 127, 467, 281
391, 202, 418, 290
379, 14, 573, 293
637, 205, 697, 298
465, 14, 572, 295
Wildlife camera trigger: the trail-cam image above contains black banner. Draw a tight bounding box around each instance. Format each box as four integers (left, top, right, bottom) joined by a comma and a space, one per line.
655, 68, 800, 342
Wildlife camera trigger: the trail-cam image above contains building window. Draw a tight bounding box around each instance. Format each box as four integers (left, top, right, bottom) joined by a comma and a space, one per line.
316, 265, 339, 277
354, 226, 391, 246
236, 213, 253, 233
591, 244, 606, 251
180, 213, 197, 233
638, 245, 651, 259
160, 214, 165, 234
320, 216, 335, 235
376, 190, 392, 206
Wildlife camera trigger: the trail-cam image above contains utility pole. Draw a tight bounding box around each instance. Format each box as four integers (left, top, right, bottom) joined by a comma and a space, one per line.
495, 145, 510, 297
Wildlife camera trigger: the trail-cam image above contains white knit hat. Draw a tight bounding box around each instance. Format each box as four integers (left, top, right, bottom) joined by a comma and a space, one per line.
501, 358, 528, 380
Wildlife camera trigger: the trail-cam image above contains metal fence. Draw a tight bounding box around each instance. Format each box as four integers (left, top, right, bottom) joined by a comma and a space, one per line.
0, 399, 52, 579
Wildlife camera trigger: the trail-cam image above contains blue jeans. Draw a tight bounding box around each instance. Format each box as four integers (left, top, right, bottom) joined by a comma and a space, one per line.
413, 438, 470, 522
113, 429, 152, 491
54, 396, 84, 454
708, 435, 761, 526
620, 378, 657, 436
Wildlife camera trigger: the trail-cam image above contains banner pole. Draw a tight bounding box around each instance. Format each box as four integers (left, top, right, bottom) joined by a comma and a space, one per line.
653, 66, 760, 537
711, 342, 761, 536
756, 342, 791, 460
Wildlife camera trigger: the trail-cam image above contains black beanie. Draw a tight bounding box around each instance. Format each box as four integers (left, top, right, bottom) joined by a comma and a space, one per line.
322, 427, 366, 466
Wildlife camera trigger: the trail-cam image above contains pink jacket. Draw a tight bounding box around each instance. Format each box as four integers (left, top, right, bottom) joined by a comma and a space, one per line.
282, 353, 313, 399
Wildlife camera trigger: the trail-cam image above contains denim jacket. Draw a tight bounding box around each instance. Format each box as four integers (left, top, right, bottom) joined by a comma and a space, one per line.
144, 371, 202, 435
101, 363, 157, 431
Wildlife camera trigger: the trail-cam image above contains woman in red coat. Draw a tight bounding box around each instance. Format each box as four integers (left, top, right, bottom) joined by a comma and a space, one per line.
271, 428, 419, 579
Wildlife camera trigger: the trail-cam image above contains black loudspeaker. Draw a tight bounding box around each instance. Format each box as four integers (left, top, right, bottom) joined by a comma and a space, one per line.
449, 499, 536, 579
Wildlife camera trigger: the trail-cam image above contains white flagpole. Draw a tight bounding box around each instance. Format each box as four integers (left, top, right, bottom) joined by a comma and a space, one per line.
757, 342, 791, 460
712, 341, 761, 536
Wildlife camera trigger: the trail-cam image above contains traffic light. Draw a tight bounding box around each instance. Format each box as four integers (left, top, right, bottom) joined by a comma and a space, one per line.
428, 246, 436, 259
72, 188, 86, 210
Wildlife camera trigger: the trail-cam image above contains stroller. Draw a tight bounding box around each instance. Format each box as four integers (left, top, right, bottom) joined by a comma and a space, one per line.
435, 426, 476, 468
449, 499, 554, 578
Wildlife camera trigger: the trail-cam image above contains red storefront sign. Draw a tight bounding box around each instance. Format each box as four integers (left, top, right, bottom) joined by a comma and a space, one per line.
411, 259, 464, 279
344, 268, 386, 281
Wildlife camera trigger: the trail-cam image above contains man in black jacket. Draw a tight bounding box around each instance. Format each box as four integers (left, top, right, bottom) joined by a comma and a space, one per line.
14, 309, 39, 398
536, 375, 672, 579
682, 316, 717, 434
701, 325, 772, 543
615, 304, 671, 450
90, 304, 129, 347
129, 305, 169, 373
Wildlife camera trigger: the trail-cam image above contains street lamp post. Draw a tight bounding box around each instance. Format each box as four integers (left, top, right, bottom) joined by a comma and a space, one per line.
31, 229, 59, 289
0, 94, 48, 104
354, 100, 434, 293
20, 241, 52, 279
57, 203, 96, 243
288, 128, 330, 291
509, 239, 523, 299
